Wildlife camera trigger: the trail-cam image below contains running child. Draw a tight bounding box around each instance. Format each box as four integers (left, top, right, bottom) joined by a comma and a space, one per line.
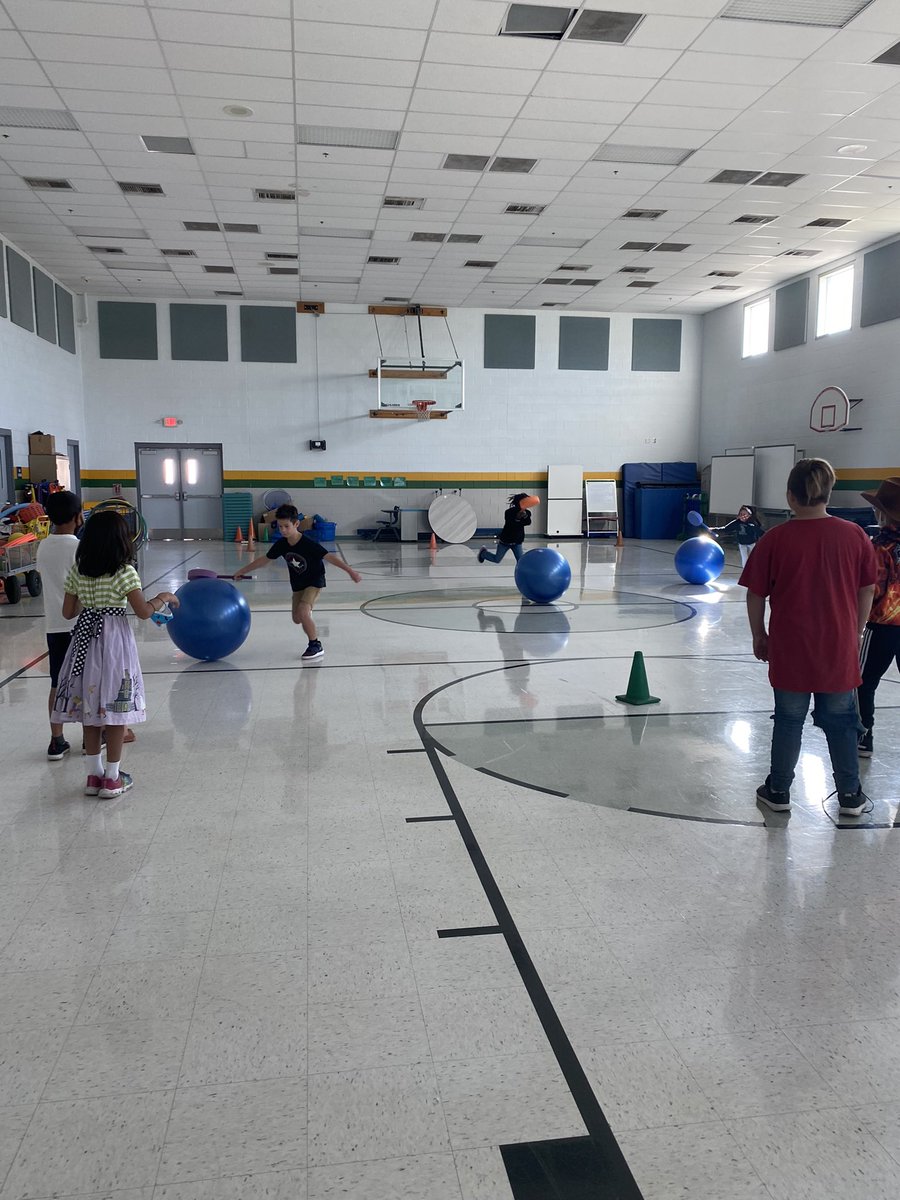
235, 504, 362, 662
478, 494, 538, 565
857, 477, 900, 758
52, 509, 179, 799
35, 491, 82, 760
710, 505, 764, 567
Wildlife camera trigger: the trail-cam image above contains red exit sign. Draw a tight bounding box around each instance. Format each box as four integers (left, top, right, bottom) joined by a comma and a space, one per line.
161, 417, 181, 428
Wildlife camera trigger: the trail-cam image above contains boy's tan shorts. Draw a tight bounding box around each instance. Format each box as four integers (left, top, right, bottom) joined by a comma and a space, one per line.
292, 587, 321, 617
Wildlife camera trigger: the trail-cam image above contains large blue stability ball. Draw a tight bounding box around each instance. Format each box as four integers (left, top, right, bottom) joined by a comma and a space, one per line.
674, 535, 725, 585
167, 578, 251, 661
514, 547, 572, 604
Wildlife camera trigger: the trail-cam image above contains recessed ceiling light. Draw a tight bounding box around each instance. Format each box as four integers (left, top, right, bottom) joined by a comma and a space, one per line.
623, 208, 666, 220
222, 104, 254, 117
490, 157, 537, 174
447, 233, 482, 243
141, 135, 194, 155
202, 265, 235, 273
222, 222, 260, 233
806, 217, 850, 227
752, 171, 806, 187
0, 106, 78, 130
593, 143, 694, 167
836, 143, 869, 155
443, 154, 491, 172
709, 169, 761, 185
720, 0, 875, 29
518, 237, 586, 248
411, 232, 446, 242
24, 177, 74, 190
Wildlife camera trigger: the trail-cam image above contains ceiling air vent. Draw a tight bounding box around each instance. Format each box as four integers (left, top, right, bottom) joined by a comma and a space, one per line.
505, 203, 546, 215
443, 153, 491, 171
202, 265, 235, 274
709, 169, 761, 184
383, 196, 424, 208
653, 242, 690, 251
806, 217, 850, 228
542, 301, 567, 306
544, 277, 575, 284
297, 125, 399, 150
266, 252, 298, 260
752, 171, 806, 187
720, 0, 875, 30
560, 263, 590, 270
88, 246, 125, 254
411, 232, 446, 243
712, 284, 742, 290
491, 157, 537, 173
594, 144, 694, 166
183, 221, 220, 232
254, 188, 296, 202
568, 8, 645, 43
368, 255, 400, 264
708, 269, 740, 277
620, 266, 651, 273
874, 39, 900, 64
627, 280, 658, 287
447, 233, 482, 243
214, 290, 243, 296
500, 5, 575, 40
620, 241, 656, 250
24, 177, 73, 190
465, 260, 498, 268
223, 222, 260, 233
118, 181, 165, 195
141, 135, 194, 154
299, 226, 373, 238
623, 209, 666, 220
383, 296, 411, 302
781, 248, 820, 257
0, 106, 79, 130
732, 214, 775, 224
160, 248, 196, 257
268, 267, 298, 275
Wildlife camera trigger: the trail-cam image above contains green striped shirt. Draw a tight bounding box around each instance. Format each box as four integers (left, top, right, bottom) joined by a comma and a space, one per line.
64, 563, 142, 610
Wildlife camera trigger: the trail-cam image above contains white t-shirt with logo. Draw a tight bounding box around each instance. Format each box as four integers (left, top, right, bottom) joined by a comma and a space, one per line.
35, 534, 79, 634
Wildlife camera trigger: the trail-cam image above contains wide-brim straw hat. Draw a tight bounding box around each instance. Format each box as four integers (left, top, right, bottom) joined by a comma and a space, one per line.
861, 477, 900, 523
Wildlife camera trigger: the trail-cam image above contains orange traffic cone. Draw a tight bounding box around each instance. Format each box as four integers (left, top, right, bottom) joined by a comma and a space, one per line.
234, 525, 244, 544
430, 531, 436, 550
616, 527, 623, 548
248, 518, 256, 544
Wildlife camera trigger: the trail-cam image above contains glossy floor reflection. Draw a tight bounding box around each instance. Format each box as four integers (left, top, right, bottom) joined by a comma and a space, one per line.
1, 537, 899, 1200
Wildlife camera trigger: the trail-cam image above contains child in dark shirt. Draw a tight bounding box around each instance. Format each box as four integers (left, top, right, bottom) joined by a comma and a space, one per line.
478, 494, 537, 565
710, 505, 764, 567
235, 504, 361, 662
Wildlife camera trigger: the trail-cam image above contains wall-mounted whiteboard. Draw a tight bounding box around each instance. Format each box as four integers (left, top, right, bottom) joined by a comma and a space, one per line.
754, 444, 796, 510
709, 455, 754, 516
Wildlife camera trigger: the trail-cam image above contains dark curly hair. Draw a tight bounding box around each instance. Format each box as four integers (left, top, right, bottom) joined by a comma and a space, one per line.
76, 509, 133, 577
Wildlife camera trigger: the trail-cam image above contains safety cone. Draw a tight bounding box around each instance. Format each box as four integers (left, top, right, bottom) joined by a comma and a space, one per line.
616, 651, 660, 706
248, 518, 256, 544
616, 528, 623, 548
260, 522, 269, 543
430, 531, 436, 550
234, 525, 244, 544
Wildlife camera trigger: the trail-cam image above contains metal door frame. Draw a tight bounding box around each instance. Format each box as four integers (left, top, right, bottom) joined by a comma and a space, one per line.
135, 442, 224, 540
0, 428, 14, 506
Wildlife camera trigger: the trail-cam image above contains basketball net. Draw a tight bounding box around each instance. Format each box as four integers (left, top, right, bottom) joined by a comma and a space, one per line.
413, 400, 434, 421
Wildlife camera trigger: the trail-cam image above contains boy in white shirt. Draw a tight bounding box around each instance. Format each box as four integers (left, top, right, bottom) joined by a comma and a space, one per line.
35, 491, 82, 759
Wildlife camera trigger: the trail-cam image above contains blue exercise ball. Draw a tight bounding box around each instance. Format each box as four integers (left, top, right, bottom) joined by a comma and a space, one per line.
674, 535, 725, 585
514, 547, 572, 604
167, 578, 251, 661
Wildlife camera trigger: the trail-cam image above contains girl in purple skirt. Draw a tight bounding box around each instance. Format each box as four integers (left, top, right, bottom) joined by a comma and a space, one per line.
52, 510, 179, 799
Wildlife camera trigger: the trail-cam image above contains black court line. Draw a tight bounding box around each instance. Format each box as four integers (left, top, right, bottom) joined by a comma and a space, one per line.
427, 705, 782, 729
477, 765, 570, 798
413, 676, 645, 1200
0, 652, 49, 690
437, 925, 502, 938
406, 814, 455, 823
387, 747, 428, 754
628, 806, 761, 828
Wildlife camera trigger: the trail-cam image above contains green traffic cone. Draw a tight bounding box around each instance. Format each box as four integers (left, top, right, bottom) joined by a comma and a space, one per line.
260, 522, 269, 543
616, 651, 660, 706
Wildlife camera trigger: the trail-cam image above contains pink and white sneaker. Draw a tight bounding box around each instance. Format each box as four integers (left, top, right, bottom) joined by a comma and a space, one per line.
98, 772, 133, 800
84, 775, 103, 796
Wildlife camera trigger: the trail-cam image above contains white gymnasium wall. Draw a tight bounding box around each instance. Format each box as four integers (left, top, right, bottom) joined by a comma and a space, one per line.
0, 237, 85, 476
80, 299, 701, 529
699, 238, 900, 500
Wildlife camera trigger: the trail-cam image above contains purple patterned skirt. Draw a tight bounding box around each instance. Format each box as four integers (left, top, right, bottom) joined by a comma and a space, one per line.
51, 609, 146, 727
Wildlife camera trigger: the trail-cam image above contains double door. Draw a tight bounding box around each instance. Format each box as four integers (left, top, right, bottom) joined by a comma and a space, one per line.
136, 444, 223, 540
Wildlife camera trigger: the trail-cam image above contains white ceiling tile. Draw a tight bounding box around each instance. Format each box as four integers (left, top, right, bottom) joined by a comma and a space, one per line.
548, 43, 682, 79
187, 118, 292, 142
164, 43, 290, 76
294, 20, 426, 60
295, 51, 419, 88
518, 96, 634, 125
41, 61, 172, 91
497, 137, 600, 161
621, 104, 741, 132
61, 88, 179, 116
0, 28, 32, 56
299, 0, 433, 27
23, 32, 166, 67
171, 70, 293, 103
729, 109, 840, 136
413, 62, 538, 95
850, 0, 900, 32
409, 88, 522, 119
0, 56, 53, 84
398, 131, 502, 156
297, 81, 411, 110
152, 9, 289, 50
8, 0, 155, 35
0, 84, 60, 106
628, 15, 711, 49
181, 96, 291, 124
426, 30, 554, 70
532, 72, 655, 103
689, 18, 835, 58
507, 118, 614, 144
643, 79, 771, 110
668, 52, 800, 87
404, 112, 511, 138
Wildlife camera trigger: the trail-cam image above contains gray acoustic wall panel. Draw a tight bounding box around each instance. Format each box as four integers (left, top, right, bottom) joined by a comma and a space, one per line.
483, 314, 535, 369
631, 318, 682, 371
240, 305, 297, 362
33, 268, 56, 345
558, 315, 610, 370
55, 286, 76, 354
860, 239, 900, 328
98, 301, 158, 359
6, 246, 33, 332
170, 303, 228, 361
773, 277, 809, 351
0, 241, 6, 320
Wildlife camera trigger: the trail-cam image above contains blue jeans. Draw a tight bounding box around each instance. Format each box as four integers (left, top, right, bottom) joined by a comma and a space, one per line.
481, 542, 523, 564
770, 689, 861, 795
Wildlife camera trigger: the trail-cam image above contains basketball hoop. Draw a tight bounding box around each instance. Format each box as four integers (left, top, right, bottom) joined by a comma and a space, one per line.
413, 400, 435, 421
810, 386, 850, 433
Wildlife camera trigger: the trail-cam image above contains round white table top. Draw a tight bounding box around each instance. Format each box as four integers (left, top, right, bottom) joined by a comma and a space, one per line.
428, 493, 477, 544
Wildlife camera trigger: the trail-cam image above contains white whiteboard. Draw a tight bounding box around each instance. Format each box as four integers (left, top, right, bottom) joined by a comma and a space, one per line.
585, 480, 617, 513
709, 455, 754, 516
548, 464, 583, 499
754, 444, 796, 510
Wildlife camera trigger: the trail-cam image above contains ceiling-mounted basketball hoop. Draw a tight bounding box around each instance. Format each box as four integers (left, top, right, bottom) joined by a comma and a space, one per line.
413, 400, 435, 421
809, 385, 865, 434
367, 304, 464, 419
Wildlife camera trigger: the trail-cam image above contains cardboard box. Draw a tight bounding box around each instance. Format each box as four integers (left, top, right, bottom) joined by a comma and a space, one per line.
29, 431, 56, 455
29, 454, 70, 490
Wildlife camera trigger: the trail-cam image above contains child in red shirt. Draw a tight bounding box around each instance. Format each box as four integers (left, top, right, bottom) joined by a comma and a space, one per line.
857, 477, 900, 758
739, 459, 876, 817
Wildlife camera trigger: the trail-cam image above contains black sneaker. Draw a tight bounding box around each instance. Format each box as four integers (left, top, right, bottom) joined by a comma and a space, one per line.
838, 787, 868, 817
756, 777, 791, 811
858, 729, 873, 758
301, 640, 324, 662
477, 548, 486, 563
47, 737, 70, 761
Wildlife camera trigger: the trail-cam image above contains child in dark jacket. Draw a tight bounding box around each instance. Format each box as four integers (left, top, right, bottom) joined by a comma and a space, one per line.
711, 504, 764, 567
857, 478, 900, 758
478, 494, 537, 565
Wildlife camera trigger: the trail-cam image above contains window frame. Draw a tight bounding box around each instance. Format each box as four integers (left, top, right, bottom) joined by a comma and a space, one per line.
742, 295, 771, 358
816, 262, 854, 338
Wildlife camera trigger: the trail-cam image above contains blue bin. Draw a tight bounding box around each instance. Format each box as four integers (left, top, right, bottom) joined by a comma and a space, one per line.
308, 522, 336, 543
